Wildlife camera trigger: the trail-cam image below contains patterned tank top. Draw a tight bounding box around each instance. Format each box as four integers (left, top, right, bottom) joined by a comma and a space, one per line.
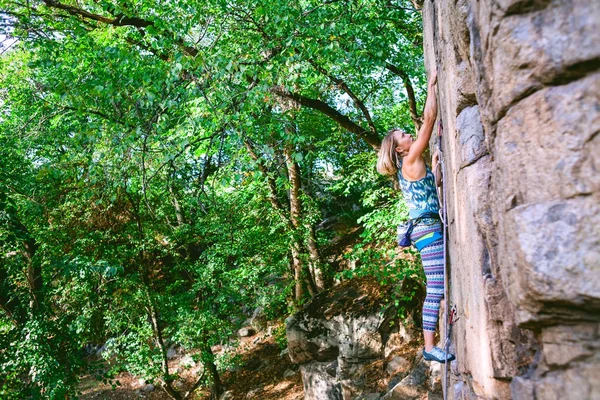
397, 161, 440, 219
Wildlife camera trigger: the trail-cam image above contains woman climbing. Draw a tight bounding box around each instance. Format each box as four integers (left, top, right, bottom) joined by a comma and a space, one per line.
376, 69, 455, 363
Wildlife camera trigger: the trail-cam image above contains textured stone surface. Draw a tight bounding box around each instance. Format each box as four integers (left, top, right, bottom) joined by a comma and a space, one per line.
541, 324, 598, 367
456, 106, 486, 168
237, 326, 256, 337
386, 355, 410, 376
382, 353, 430, 400
287, 277, 425, 400
423, 0, 600, 397
494, 74, 600, 325
502, 198, 600, 325
353, 394, 381, 400
488, 0, 600, 120
300, 361, 342, 400
383, 324, 416, 358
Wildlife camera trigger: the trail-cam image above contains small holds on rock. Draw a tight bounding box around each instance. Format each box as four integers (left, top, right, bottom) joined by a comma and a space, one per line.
238, 326, 256, 337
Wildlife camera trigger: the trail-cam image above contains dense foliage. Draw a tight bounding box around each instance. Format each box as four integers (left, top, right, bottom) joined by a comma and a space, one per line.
0, 0, 426, 398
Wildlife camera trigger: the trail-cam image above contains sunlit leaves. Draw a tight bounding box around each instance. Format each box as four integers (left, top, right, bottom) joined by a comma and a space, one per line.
0, 0, 425, 396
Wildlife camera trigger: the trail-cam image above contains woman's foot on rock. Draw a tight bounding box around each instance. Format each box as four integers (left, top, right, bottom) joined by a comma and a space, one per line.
423, 346, 456, 363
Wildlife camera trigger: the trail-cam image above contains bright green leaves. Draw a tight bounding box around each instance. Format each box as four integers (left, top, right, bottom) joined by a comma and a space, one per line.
0, 0, 426, 396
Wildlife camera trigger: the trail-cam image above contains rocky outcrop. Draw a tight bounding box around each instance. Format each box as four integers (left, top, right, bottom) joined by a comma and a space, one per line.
286, 276, 439, 400
422, 0, 600, 398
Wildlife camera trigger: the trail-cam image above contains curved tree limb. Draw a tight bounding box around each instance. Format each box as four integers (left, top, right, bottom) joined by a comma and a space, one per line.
243, 138, 291, 228
270, 87, 381, 150
40, 0, 199, 56
385, 62, 422, 131
306, 58, 378, 136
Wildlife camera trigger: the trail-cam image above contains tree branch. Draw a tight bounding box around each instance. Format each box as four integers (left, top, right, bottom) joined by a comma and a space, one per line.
41, 0, 198, 56
385, 62, 422, 131
306, 58, 377, 136
244, 138, 292, 229
270, 87, 381, 150
42, 0, 137, 25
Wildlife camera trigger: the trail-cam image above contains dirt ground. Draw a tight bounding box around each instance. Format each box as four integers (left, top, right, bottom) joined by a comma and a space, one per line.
78, 328, 303, 400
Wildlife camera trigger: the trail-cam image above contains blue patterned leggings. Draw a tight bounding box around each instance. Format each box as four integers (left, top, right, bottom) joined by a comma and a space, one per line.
411, 221, 445, 332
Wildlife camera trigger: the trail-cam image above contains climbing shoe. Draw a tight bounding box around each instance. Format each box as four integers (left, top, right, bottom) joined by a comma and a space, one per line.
423, 346, 456, 363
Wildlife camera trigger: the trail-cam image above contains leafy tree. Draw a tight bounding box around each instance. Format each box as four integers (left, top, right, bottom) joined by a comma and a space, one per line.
0, 0, 427, 398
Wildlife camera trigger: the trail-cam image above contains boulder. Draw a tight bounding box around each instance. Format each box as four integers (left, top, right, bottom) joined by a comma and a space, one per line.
141, 384, 154, 392
179, 355, 196, 368
283, 368, 297, 378
299, 361, 343, 400
238, 326, 256, 337
386, 355, 411, 377
246, 388, 262, 398
250, 307, 267, 331
219, 391, 235, 400
166, 346, 177, 359
354, 394, 381, 400
287, 276, 425, 400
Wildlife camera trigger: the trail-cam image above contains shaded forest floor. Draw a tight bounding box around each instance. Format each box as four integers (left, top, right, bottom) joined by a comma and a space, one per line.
78, 327, 303, 400
77, 217, 366, 400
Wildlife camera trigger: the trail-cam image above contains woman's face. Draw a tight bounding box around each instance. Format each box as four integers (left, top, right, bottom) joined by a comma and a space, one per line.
394, 130, 414, 154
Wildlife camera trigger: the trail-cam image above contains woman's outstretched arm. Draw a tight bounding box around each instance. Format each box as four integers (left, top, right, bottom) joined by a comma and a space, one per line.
405, 70, 438, 163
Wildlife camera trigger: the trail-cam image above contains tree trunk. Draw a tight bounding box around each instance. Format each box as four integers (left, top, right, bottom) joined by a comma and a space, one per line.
306, 224, 325, 292
201, 342, 223, 399
290, 240, 306, 301
169, 184, 185, 226
283, 143, 317, 300
13, 217, 43, 311
144, 285, 182, 400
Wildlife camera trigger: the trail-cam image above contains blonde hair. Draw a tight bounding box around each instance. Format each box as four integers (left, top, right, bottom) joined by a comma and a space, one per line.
377, 129, 402, 176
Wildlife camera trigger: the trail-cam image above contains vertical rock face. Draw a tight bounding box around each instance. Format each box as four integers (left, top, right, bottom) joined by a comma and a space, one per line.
422, 0, 600, 398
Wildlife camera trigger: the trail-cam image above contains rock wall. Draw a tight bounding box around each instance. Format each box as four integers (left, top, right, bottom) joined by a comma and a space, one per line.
422, 0, 600, 398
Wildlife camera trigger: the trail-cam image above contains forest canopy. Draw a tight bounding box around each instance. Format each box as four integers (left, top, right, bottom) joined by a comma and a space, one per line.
0, 0, 426, 398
